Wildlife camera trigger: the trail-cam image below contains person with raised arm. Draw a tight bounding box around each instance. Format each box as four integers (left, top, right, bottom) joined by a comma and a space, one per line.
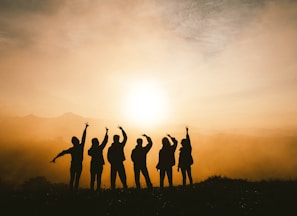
178, 127, 193, 186
131, 134, 153, 189
51, 122, 89, 192
156, 133, 178, 188
88, 127, 109, 191
107, 126, 128, 190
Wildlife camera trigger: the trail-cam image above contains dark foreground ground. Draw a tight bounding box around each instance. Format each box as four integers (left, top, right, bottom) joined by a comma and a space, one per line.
1, 176, 297, 216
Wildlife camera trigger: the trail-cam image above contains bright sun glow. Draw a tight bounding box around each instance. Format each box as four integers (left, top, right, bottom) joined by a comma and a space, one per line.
123, 80, 168, 127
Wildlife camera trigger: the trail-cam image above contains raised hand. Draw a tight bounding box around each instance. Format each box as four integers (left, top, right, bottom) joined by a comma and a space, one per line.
118, 126, 123, 130
85, 122, 89, 128
105, 127, 109, 132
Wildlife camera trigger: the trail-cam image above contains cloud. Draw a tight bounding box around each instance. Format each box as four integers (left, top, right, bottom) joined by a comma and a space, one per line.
0, 0, 63, 13
0, 0, 274, 56
0, 0, 296, 124
0, 0, 64, 48
168, 0, 297, 127
154, 0, 270, 56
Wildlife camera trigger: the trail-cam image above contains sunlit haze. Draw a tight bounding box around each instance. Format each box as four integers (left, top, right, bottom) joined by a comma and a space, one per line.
123, 79, 168, 127
0, 0, 297, 188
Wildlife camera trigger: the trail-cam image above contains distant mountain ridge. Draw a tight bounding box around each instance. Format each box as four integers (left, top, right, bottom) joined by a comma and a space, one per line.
1, 112, 297, 141
0, 112, 101, 141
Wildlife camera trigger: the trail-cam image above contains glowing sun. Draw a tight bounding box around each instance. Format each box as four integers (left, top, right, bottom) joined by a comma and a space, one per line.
123, 80, 168, 127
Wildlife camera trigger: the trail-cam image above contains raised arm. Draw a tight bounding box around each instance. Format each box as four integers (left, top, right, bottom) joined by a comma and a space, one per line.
142, 134, 152, 152
100, 127, 109, 149
119, 126, 127, 146
186, 126, 191, 148
168, 134, 178, 150
80, 122, 89, 146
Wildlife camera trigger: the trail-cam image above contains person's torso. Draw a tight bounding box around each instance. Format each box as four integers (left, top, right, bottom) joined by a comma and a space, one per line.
70, 145, 84, 163
159, 147, 175, 167
89, 146, 105, 164
179, 147, 193, 166
108, 143, 125, 163
132, 147, 147, 166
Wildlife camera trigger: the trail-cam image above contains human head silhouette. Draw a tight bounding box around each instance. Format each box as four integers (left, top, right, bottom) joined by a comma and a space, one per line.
71, 136, 79, 146
92, 138, 99, 146
181, 139, 187, 147
113, 135, 120, 143
137, 138, 143, 146
162, 137, 170, 148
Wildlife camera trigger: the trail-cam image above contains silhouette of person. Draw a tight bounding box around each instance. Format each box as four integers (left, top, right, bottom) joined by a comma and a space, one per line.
131, 134, 153, 189
88, 127, 109, 191
51, 123, 89, 192
107, 126, 128, 190
156, 134, 178, 188
178, 127, 193, 186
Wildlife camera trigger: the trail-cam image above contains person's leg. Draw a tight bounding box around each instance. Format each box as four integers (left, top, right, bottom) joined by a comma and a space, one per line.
118, 163, 127, 189
160, 169, 165, 188
90, 171, 95, 191
167, 167, 173, 187
110, 164, 116, 190
141, 167, 152, 188
97, 165, 103, 190
74, 164, 82, 192
90, 163, 96, 191
181, 168, 187, 186
187, 166, 193, 185
69, 165, 75, 192
134, 165, 141, 189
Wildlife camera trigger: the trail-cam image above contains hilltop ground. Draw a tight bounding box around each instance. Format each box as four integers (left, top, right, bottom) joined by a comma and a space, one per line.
1, 176, 297, 216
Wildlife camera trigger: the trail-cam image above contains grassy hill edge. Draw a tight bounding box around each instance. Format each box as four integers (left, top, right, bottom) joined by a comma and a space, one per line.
1, 175, 297, 215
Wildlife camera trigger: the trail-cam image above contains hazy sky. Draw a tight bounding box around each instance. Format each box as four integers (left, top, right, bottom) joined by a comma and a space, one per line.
1, 0, 297, 130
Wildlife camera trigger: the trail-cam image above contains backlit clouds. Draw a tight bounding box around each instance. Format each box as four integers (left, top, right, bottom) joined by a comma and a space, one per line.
0, 0, 296, 127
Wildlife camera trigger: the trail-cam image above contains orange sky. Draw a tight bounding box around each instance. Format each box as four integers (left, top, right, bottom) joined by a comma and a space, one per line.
0, 0, 297, 188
